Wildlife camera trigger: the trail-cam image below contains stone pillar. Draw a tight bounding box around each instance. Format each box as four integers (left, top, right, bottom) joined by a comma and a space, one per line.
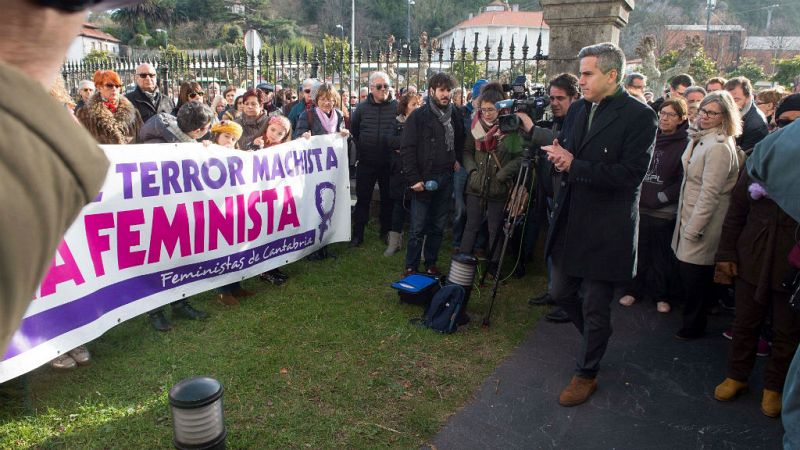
540, 0, 634, 78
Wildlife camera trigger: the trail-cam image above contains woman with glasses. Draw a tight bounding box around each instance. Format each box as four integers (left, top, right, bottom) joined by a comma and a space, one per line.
76, 70, 142, 144
618, 98, 689, 313
672, 90, 744, 340
461, 82, 523, 271
171, 81, 205, 116
235, 88, 270, 149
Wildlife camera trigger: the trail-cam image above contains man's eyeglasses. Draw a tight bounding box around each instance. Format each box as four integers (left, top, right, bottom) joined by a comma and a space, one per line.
698, 108, 721, 118
303, 89, 312, 94
104, 83, 121, 89
188, 91, 205, 98
137, 73, 156, 79
373, 84, 390, 90
81, 88, 94, 92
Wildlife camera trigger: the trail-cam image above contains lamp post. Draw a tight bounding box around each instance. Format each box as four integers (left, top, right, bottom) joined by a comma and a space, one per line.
406, 0, 415, 44
704, 0, 716, 54
350, 0, 355, 102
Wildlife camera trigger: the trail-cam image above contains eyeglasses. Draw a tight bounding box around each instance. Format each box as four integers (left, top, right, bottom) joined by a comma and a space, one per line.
479, 108, 498, 114
698, 108, 721, 118
188, 91, 205, 98
658, 111, 679, 119
776, 118, 795, 128
104, 83, 121, 89
81, 88, 94, 92
137, 73, 156, 79
290, 96, 298, 100
303, 89, 312, 94
373, 84, 390, 90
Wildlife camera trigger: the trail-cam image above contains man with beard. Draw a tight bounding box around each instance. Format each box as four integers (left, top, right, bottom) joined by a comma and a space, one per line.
401, 72, 465, 276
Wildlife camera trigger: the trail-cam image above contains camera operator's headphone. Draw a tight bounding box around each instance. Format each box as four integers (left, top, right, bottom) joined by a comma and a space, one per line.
37, 0, 142, 12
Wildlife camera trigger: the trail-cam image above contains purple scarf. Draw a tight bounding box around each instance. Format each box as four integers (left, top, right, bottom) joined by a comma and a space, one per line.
315, 108, 338, 134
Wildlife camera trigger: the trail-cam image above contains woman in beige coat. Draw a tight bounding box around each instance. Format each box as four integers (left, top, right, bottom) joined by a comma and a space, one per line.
672, 90, 744, 340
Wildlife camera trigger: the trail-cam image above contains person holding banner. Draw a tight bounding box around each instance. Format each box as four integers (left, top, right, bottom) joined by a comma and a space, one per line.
139, 102, 216, 330
251, 115, 293, 285
76, 69, 142, 144
296, 82, 350, 261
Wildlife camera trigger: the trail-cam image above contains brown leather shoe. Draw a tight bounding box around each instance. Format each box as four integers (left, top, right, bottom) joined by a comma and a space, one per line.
232, 288, 255, 298
217, 293, 240, 306
761, 389, 782, 418
558, 376, 597, 407
714, 378, 748, 401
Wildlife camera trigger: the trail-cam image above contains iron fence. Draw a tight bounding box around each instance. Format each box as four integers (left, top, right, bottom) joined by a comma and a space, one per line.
62, 32, 547, 103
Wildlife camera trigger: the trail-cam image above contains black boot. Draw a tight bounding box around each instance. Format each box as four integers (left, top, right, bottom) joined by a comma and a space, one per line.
545, 307, 570, 323
172, 301, 209, 320
148, 309, 172, 331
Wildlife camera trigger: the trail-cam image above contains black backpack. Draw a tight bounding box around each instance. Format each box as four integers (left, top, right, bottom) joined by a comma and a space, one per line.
421, 285, 466, 334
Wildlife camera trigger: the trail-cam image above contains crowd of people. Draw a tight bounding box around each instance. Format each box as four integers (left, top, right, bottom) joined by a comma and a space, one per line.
27, 32, 800, 428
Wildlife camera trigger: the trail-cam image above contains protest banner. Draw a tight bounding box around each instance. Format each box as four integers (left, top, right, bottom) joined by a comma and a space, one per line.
0, 135, 350, 382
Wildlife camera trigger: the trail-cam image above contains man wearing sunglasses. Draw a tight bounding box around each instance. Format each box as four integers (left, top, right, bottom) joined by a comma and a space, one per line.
126, 62, 174, 124
74, 79, 95, 112
288, 78, 319, 130
350, 71, 398, 247
0, 0, 145, 353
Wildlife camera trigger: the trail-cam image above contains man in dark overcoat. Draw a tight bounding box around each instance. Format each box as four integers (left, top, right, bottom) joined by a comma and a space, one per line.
542, 42, 658, 406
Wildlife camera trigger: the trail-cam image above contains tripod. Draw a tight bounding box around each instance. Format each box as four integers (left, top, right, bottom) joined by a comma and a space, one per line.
480, 146, 537, 327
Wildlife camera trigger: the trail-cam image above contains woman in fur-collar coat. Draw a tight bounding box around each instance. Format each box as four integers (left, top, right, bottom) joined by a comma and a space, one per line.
76, 70, 142, 144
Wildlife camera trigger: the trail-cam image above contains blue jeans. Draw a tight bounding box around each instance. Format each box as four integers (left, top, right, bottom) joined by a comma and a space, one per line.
405, 172, 454, 271
452, 166, 467, 249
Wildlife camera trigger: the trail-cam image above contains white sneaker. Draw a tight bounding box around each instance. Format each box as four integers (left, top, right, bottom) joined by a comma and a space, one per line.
68, 346, 91, 365
50, 354, 77, 370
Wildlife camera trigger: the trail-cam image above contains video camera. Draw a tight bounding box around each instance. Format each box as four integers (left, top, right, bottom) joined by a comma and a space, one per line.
495, 75, 549, 133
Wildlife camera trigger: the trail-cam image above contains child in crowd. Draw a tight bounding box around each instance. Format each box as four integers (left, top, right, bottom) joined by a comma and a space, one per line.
252, 115, 293, 284
208, 121, 257, 305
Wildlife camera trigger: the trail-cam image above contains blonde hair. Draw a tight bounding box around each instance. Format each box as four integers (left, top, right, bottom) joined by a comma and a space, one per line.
49, 77, 75, 110
699, 90, 742, 137
210, 95, 227, 112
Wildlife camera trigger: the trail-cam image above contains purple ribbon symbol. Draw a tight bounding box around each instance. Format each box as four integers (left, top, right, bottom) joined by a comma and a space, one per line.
315, 182, 336, 242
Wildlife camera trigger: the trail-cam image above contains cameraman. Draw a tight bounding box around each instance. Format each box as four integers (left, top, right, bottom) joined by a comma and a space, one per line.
519, 74, 580, 324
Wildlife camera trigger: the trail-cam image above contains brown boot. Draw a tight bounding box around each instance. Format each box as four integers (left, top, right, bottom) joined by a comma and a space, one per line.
558, 376, 597, 407
217, 293, 239, 306
714, 378, 748, 401
232, 287, 255, 298
761, 389, 782, 418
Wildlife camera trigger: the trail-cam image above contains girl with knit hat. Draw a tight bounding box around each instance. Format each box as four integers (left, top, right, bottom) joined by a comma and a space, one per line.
76, 69, 142, 144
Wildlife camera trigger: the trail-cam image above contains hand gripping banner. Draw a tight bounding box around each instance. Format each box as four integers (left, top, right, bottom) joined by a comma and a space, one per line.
0, 135, 351, 382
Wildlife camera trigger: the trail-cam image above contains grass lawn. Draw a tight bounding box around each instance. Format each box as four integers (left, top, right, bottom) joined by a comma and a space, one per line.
0, 228, 545, 449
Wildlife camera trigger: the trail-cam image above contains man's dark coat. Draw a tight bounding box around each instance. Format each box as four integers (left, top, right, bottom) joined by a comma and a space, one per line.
545, 89, 658, 282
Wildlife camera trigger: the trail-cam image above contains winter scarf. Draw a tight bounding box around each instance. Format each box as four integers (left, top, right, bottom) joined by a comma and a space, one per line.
315, 107, 338, 133
430, 100, 454, 153
471, 112, 500, 153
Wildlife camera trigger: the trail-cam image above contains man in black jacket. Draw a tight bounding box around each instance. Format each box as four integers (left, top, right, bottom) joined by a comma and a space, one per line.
725, 76, 768, 154
401, 72, 464, 275
543, 43, 657, 407
126, 63, 174, 125
350, 71, 398, 246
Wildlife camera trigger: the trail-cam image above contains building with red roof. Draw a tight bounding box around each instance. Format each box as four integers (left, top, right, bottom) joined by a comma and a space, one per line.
66, 23, 122, 62
436, 1, 549, 72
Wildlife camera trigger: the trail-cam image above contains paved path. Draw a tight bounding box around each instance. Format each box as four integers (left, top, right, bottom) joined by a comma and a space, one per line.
430, 301, 784, 449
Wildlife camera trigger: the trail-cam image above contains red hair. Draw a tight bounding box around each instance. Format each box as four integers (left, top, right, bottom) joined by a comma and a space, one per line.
93, 70, 122, 88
